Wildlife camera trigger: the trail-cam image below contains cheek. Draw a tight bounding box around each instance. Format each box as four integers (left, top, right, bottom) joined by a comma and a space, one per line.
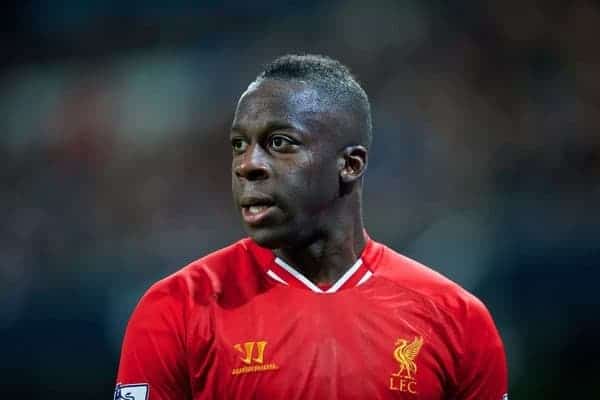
283, 156, 338, 206
231, 169, 239, 191
306, 151, 338, 191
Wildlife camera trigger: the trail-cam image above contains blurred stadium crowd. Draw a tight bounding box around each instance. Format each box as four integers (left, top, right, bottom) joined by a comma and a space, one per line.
1, 1, 598, 398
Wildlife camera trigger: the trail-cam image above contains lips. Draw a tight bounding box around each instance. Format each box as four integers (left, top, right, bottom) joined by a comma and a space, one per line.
246, 204, 270, 214
239, 195, 276, 226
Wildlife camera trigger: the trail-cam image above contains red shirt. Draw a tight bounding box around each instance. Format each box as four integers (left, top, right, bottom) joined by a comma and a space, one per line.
116, 237, 508, 400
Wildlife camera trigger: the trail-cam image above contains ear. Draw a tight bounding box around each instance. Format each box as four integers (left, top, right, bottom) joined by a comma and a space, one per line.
339, 145, 368, 184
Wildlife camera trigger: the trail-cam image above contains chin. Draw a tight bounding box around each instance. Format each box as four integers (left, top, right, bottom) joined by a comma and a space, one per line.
245, 223, 314, 250
244, 220, 301, 248
246, 227, 288, 249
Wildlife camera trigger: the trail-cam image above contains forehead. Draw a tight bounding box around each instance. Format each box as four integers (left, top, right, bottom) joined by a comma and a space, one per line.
232, 79, 337, 133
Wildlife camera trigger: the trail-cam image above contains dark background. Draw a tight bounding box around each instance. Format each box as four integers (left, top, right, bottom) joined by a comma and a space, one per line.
1, 1, 598, 398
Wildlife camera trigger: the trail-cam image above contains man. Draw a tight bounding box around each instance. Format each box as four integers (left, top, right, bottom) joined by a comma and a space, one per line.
115, 54, 508, 399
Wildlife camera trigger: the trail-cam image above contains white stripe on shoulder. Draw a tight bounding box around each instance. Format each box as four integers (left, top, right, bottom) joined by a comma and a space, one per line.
266, 269, 289, 285
357, 270, 373, 286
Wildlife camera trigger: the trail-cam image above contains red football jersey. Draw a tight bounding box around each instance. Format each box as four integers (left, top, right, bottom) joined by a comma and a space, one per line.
116, 236, 508, 400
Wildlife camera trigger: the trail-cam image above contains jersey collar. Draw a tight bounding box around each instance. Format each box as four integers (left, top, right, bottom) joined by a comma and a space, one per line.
244, 233, 383, 294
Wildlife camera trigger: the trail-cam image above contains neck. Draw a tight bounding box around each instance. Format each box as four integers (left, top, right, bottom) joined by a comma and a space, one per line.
274, 199, 366, 286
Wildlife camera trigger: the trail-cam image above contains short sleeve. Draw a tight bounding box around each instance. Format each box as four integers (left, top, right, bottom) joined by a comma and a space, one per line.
454, 296, 508, 400
115, 277, 191, 400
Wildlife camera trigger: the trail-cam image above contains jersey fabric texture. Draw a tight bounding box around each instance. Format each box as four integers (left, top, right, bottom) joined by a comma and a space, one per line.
116, 236, 508, 400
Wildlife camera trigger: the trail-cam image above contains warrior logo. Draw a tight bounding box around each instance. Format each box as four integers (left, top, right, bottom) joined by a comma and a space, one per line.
232, 340, 279, 375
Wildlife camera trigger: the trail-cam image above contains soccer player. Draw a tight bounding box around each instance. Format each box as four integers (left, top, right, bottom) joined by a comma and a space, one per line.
115, 54, 508, 399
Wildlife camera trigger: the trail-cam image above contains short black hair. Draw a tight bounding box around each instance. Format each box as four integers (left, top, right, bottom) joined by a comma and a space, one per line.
255, 54, 372, 148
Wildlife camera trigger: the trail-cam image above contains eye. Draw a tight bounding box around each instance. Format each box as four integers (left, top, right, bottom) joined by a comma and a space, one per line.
269, 135, 297, 152
231, 138, 248, 153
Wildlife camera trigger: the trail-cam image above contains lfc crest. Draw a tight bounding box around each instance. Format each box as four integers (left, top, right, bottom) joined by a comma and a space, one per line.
389, 336, 423, 394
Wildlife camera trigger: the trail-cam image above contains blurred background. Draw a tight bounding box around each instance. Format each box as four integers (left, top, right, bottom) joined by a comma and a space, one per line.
1, 0, 598, 398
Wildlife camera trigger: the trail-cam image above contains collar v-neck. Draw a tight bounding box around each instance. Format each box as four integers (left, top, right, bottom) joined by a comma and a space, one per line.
244, 234, 383, 294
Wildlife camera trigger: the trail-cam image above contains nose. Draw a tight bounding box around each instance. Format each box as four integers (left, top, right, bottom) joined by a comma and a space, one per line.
234, 144, 269, 181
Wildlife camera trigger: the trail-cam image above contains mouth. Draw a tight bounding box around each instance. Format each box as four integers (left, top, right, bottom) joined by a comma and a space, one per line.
239, 196, 277, 226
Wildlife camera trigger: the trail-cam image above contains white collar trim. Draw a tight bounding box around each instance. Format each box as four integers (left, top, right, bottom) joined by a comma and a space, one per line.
273, 257, 365, 294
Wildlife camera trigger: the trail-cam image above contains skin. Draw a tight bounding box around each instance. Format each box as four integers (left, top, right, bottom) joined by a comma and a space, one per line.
230, 78, 369, 285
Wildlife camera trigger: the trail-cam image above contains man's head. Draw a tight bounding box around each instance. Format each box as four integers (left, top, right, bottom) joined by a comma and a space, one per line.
230, 54, 372, 248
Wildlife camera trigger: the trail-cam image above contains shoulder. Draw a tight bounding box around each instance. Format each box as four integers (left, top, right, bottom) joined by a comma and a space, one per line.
135, 238, 265, 313
374, 242, 492, 322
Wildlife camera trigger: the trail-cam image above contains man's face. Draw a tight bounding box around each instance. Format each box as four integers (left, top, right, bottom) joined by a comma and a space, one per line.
230, 79, 342, 248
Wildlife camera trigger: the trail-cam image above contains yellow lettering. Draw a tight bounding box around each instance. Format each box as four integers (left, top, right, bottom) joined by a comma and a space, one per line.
399, 379, 408, 392
253, 341, 267, 364
231, 363, 279, 375
408, 380, 417, 394
232, 341, 273, 374
389, 376, 417, 393
234, 342, 256, 365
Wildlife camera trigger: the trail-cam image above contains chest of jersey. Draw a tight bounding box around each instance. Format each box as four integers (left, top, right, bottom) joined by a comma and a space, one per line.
188, 277, 455, 400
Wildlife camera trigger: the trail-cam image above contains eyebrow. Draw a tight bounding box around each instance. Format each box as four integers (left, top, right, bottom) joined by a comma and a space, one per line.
230, 120, 303, 136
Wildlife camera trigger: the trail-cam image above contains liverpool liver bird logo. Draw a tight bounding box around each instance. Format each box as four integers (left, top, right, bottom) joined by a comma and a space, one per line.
392, 336, 423, 379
